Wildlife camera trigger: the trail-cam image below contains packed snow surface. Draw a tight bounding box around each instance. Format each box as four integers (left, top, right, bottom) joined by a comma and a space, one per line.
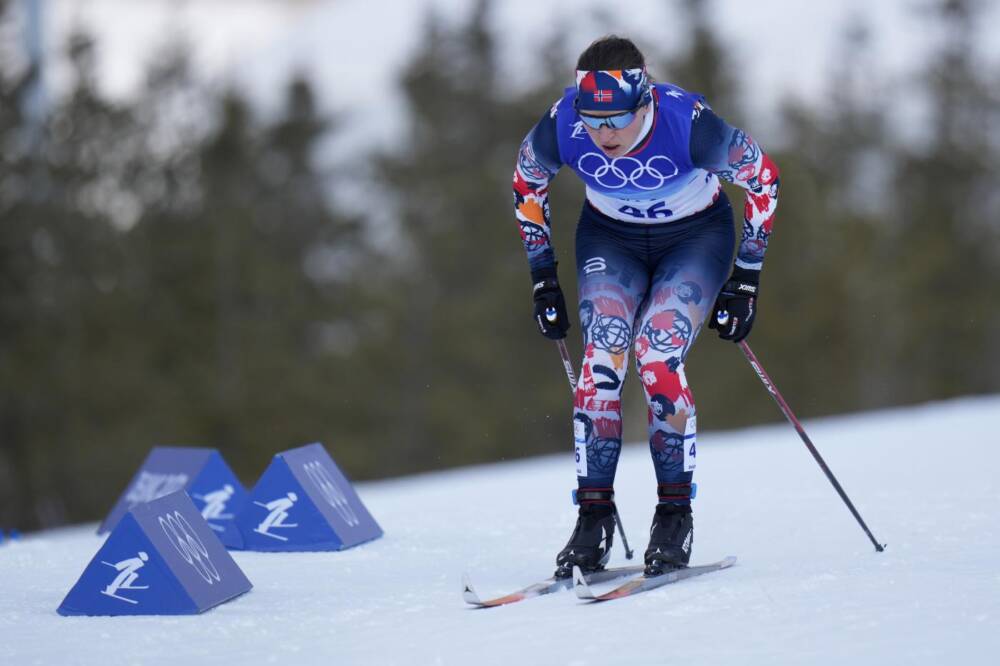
2, 396, 999, 665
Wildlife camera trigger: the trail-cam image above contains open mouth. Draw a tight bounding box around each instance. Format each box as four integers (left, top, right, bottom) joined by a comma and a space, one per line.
601, 143, 621, 152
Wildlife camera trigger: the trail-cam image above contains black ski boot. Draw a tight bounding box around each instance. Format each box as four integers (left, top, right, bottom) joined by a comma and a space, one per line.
554, 488, 633, 579
644, 483, 694, 576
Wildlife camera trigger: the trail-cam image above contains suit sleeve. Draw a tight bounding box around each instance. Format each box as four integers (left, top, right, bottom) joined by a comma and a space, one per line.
690, 104, 780, 271
513, 105, 563, 279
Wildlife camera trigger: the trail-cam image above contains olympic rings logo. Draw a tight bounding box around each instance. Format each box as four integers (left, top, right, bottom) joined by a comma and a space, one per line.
577, 152, 679, 190
302, 461, 360, 527
158, 511, 221, 584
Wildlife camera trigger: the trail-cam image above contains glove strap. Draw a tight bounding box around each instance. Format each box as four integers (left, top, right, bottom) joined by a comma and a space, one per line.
533, 277, 559, 295
530, 264, 558, 289
724, 267, 760, 297
723, 279, 758, 296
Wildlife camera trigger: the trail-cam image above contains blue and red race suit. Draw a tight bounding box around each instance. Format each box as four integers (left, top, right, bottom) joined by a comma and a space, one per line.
514, 83, 779, 275
512, 82, 780, 494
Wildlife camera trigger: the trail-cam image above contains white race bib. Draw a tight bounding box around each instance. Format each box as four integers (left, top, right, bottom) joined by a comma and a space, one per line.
574, 420, 588, 477
683, 416, 697, 472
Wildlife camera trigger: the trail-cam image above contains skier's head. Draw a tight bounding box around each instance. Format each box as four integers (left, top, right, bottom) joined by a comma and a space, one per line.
575, 36, 652, 158
576, 35, 646, 74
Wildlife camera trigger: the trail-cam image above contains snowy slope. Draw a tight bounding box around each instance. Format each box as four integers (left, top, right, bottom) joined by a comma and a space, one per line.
2, 396, 999, 665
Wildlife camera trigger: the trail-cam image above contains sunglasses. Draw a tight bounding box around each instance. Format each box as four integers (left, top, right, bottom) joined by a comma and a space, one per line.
577, 104, 645, 130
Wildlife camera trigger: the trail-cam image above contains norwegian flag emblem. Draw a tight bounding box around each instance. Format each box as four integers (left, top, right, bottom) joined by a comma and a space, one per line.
593, 89, 613, 103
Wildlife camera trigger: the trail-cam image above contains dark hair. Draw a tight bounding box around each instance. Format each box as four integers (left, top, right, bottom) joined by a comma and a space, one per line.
576, 35, 646, 71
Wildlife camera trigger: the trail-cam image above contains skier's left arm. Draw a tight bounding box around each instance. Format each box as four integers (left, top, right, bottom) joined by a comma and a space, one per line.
690, 103, 780, 342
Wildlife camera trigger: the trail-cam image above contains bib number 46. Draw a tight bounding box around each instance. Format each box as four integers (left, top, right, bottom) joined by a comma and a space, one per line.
618, 201, 673, 219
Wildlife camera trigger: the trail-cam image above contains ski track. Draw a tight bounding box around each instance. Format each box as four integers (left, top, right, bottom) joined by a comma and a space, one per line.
1, 396, 999, 665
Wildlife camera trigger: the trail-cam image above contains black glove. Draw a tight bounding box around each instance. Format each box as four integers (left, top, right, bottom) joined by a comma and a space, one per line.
709, 267, 760, 343
531, 267, 570, 340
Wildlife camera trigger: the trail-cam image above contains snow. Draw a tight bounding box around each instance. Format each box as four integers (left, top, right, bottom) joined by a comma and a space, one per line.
2, 395, 1000, 665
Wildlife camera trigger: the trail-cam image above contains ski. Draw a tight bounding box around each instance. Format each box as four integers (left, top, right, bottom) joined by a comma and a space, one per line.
463, 565, 645, 608
573, 555, 737, 602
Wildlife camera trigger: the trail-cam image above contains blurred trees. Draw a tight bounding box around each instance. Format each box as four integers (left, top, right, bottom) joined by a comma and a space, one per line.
1, 0, 998, 530
370, 1, 586, 472
0, 19, 379, 529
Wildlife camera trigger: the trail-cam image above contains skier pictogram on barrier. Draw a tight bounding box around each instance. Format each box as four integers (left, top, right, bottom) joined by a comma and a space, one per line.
98, 447, 248, 548
58, 491, 252, 616
234, 443, 382, 552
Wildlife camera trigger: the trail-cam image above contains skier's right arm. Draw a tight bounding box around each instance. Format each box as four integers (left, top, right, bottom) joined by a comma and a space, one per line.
513, 106, 562, 280
513, 106, 569, 339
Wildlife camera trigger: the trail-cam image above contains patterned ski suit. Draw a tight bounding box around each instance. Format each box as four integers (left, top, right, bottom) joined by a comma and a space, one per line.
513, 83, 780, 495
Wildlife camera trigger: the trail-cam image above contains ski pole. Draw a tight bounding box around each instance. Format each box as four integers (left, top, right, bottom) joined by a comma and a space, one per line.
719, 316, 886, 552
545, 307, 577, 392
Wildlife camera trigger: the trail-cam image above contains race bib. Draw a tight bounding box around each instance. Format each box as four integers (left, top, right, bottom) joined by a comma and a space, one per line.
683, 416, 697, 472
574, 419, 588, 477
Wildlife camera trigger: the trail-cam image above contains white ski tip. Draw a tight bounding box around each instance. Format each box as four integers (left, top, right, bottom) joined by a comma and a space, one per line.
572, 565, 596, 600
461, 572, 483, 605
720, 555, 738, 569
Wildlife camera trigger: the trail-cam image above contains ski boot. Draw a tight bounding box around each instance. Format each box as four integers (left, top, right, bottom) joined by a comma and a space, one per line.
644, 483, 694, 576
554, 488, 633, 579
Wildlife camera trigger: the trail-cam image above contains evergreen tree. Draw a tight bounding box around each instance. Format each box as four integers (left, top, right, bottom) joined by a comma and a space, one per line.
126, 74, 379, 485
0, 29, 138, 527
1, 22, 379, 528
372, 0, 584, 473
890, 0, 1000, 400
760, 18, 897, 417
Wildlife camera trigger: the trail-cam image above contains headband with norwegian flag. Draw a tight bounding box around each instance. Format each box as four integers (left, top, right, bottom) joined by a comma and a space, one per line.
575, 67, 650, 112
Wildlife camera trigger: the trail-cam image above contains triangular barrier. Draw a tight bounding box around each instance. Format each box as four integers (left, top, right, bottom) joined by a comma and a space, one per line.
233, 442, 382, 552
58, 491, 252, 616
98, 447, 247, 548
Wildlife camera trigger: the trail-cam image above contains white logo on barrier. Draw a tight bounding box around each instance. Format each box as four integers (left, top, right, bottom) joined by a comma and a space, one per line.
193, 484, 235, 532
253, 492, 299, 541
302, 461, 360, 527
100, 552, 150, 605
158, 511, 221, 584
577, 152, 679, 190
125, 472, 189, 507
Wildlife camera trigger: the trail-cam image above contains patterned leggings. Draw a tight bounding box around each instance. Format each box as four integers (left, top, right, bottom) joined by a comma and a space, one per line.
572, 192, 735, 498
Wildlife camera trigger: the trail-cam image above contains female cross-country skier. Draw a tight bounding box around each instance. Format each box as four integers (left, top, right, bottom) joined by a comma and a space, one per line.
512, 36, 779, 578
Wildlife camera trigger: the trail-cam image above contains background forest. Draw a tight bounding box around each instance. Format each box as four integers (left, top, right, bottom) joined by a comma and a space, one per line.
1, 0, 998, 530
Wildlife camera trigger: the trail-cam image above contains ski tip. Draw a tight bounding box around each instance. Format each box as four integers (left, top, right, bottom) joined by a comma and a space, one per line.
572, 565, 596, 600
461, 572, 483, 605
721, 555, 738, 568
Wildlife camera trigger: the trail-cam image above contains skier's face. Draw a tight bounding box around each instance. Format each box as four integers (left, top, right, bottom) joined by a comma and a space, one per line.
581, 103, 650, 158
